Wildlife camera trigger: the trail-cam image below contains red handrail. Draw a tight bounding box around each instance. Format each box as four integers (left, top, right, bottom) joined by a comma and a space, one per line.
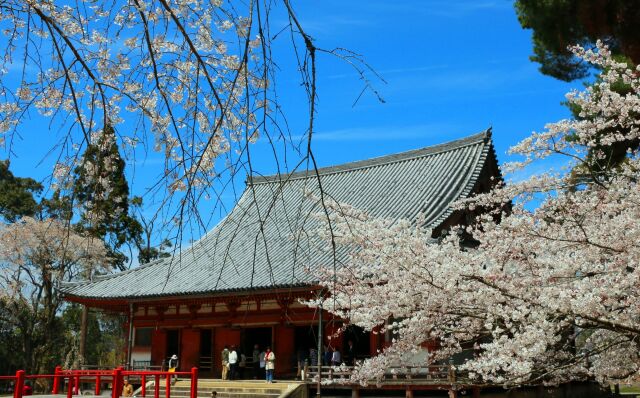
4, 366, 199, 398
13, 370, 24, 398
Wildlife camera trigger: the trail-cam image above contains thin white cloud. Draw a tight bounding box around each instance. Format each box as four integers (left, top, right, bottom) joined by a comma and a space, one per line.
368, 0, 512, 17
327, 64, 450, 80
296, 122, 470, 142
276, 14, 374, 37
381, 62, 540, 96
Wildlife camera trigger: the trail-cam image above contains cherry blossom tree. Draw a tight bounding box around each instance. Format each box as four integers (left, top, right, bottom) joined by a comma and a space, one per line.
0, 217, 109, 373
0, 1, 381, 372
0, 0, 378, 237
311, 42, 640, 387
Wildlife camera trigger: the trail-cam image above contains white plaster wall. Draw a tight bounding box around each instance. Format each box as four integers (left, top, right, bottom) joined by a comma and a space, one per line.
131, 350, 151, 367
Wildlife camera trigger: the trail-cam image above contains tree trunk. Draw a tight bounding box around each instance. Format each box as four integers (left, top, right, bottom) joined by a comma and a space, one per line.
79, 305, 88, 367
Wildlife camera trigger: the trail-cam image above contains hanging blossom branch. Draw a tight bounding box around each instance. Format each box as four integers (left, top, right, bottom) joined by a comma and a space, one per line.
0, 0, 383, 245
0, 0, 267, 225
309, 42, 640, 387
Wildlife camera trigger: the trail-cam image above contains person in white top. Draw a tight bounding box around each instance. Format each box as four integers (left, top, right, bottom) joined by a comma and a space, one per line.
264, 346, 275, 383
228, 346, 239, 380
331, 347, 341, 366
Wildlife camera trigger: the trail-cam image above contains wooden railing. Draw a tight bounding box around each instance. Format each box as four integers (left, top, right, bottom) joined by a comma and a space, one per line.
78, 362, 161, 371
304, 364, 467, 384
132, 361, 163, 371
0, 366, 199, 398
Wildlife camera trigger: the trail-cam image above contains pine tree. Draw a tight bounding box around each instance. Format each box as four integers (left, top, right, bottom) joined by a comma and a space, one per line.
73, 125, 143, 271
516, 0, 640, 81
0, 160, 42, 222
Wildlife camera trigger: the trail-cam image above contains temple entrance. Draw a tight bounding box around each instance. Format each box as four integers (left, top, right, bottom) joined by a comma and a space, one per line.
241, 327, 272, 357
294, 325, 318, 355
343, 325, 370, 363
199, 329, 213, 374
166, 329, 180, 367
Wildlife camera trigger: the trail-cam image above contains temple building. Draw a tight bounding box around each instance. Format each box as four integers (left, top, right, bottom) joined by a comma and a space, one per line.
60, 130, 501, 378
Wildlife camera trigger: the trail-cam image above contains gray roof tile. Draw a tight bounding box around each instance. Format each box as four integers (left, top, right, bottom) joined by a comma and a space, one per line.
61, 130, 497, 300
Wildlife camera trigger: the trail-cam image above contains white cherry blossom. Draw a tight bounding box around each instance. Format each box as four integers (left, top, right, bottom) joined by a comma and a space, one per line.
311, 42, 640, 387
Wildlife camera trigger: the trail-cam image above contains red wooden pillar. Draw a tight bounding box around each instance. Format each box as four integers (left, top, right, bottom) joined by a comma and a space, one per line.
189, 368, 198, 398
180, 328, 201, 370
13, 370, 24, 398
213, 327, 240, 377
73, 375, 80, 395
67, 375, 74, 398
274, 324, 294, 377
112, 368, 122, 398
165, 373, 171, 398
151, 330, 167, 368
95, 375, 101, 396
154, 375, 160, 398
52, 366, 62, 394
141, 375, 146, 397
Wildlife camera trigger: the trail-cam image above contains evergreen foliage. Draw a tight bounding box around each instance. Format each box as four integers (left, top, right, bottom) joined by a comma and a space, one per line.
516, 0, 640, 81
0, 160, 42, 222
73, 125, 143, 270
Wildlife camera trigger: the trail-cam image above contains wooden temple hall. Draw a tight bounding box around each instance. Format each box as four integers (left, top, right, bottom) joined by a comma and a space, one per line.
60, 130, 501, 378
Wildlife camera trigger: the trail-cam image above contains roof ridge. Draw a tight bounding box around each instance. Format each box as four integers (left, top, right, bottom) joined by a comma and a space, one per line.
248, 129, 491, 185
58, 127, 501, 301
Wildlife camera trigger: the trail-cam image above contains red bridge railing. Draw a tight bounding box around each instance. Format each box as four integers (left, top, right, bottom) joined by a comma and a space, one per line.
1, 367, 198, 398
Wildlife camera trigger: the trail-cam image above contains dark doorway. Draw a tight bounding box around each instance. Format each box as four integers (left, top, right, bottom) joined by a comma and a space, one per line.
199, 329, 213, 372
200, 329, 212, 357
166, 329, 180, 363
294, 325, 318, 369
241, 327, 272, 357
295, 325, 318, 354
343, 325, 370, 363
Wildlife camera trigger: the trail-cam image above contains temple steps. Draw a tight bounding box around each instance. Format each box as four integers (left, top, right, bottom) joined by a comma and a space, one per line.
155, 379, 304, 398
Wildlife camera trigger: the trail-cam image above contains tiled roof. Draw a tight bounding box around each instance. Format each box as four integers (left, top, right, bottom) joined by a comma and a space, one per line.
60, 129, 497, 300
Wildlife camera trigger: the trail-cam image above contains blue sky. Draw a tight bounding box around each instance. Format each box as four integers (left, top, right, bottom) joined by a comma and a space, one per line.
1, 0, 578, 245
280, 0, 574, 166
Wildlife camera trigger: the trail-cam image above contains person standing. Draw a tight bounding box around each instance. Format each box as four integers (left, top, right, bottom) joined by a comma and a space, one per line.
331, 347, 341, 366
168, 354, 179, 385
239, 353, 247, 379
296, 348, 305, 380
252, 344, 260, 379
323, 345, 331, 366
122, 379, 133, 397
309, 347, 318, 372
264, 346, 275, 383
168, 354, 179, 371
221, 345, 230, 380
228, 345, 239, 380
346, 340, 355, 366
